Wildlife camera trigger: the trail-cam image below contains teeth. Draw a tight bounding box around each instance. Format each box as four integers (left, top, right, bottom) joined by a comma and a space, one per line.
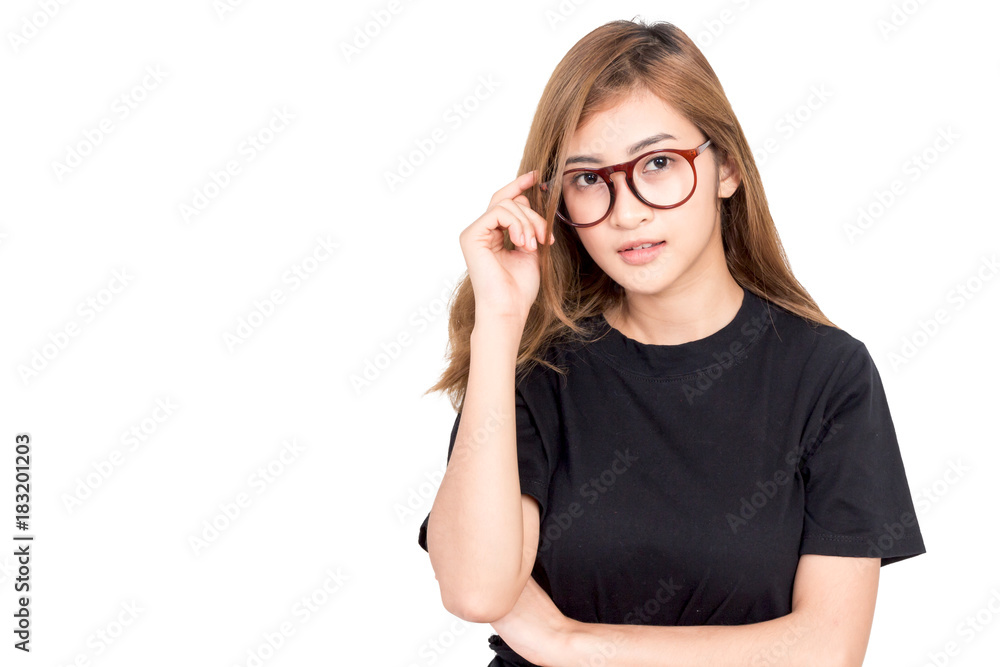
628, 242, 655, 250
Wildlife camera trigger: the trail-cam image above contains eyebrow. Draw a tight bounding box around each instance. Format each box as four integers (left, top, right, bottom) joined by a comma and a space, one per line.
565, 133, 678, 166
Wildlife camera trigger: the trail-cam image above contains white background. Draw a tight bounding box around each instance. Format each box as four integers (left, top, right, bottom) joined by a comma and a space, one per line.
0, 0, 996, 665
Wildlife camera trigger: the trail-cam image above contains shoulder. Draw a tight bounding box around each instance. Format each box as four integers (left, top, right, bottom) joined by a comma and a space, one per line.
514, 316, 606, 394
760, 295, 873, 372
758, 297, 885, 413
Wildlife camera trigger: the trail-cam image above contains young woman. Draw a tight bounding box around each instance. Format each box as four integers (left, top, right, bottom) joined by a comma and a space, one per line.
417, 18, 925, 667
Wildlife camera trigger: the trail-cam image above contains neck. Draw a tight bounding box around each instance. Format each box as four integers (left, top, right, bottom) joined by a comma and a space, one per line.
607, 274, 745, 346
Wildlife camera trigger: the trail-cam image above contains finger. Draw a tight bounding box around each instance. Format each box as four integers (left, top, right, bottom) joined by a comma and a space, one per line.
511, 198, 555, 246
495, 199, 533, 250
488, 170, 538, 210
465, 203, 516, 247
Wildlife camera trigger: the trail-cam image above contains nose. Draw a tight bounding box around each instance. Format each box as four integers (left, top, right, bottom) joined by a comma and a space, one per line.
607, 171, 653, 229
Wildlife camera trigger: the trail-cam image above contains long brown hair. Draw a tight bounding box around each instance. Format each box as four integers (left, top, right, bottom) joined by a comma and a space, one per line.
424, 18, 836, 412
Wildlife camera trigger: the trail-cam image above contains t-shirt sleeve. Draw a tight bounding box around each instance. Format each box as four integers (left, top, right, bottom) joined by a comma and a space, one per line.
798, 341, 926, 566
417, 386, 553, 553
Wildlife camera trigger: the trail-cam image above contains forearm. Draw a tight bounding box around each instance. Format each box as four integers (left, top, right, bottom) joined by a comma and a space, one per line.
551, 609, 851, 667
427, 318, 527, 620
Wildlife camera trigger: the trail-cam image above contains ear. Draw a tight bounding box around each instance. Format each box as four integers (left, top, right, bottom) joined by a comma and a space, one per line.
717, 153, 742, 199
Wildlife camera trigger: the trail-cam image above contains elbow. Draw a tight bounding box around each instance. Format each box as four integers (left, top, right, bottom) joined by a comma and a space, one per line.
442, 597, 506, 624
439, 585, 515, 624
425, 527, 522, 623
428, 553, 520, 623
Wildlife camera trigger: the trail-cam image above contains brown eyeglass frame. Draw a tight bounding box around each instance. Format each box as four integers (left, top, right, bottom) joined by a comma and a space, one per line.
539, 138, 713, 228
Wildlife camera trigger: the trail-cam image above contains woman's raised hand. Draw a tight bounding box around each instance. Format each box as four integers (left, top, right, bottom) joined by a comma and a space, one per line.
459, 170, 555, 325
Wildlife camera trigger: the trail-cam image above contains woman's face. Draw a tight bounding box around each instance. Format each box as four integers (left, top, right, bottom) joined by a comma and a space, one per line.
564, 88, 740, 298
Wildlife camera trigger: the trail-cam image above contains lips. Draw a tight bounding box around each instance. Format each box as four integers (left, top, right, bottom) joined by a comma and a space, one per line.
617, 240, 665, 266
618, 240, 665, 253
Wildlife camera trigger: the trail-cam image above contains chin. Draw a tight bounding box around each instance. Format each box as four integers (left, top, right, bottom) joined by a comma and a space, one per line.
613, 261, 679, 294
611, 273, 672, 296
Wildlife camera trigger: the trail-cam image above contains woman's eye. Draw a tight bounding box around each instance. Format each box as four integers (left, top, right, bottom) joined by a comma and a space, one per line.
645, 155, 672, 172
573, 172, 600, 187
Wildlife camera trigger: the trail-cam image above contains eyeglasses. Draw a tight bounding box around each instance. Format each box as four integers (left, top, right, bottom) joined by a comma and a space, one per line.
539, 138, 712, 228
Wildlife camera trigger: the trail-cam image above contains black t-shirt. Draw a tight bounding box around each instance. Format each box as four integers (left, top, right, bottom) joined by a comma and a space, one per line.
417, 286, 925, 667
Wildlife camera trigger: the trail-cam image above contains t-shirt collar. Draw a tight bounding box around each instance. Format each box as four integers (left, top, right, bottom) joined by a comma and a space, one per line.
585, 285, 773, 379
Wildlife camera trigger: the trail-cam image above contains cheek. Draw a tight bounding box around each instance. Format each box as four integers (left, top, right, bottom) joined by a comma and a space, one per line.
675, 212, 719, 252
576, 232, 625, 275
575, 230, 603, 257
681, 187, 722, 239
